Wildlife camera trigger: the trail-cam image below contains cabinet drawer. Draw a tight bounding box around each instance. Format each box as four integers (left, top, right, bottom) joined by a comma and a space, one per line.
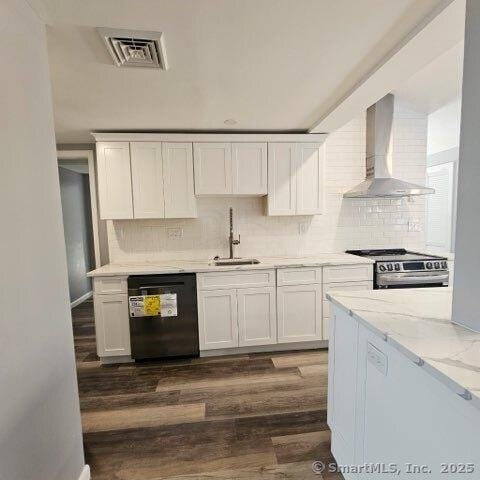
197, 269, 275, 290
323, 264, 372, 284
93, 276, 128, 295
277, 267, 322, 286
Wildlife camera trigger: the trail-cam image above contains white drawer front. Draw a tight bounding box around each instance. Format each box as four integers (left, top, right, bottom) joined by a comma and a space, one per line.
197, 269, 275, 290
277, 267, 322, 286
94, 276, 128, 295
323, 264, 372, 284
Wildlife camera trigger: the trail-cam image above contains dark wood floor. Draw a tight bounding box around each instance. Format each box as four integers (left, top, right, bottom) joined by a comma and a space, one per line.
73, 300, 343, 480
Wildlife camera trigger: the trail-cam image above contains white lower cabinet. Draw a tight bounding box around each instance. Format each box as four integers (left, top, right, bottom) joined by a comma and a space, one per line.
237, 287, 276, 346
197, 271, 277, 351
277, 283, 322, 343
94, 293, 131, 357
198, 289, 239, 350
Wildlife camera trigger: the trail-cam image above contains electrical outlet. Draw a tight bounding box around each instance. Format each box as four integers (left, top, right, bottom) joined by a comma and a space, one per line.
408, 220, 421, 232
299, 222, 309, 235
367, 342, 388, 375
167, 227, 183, 239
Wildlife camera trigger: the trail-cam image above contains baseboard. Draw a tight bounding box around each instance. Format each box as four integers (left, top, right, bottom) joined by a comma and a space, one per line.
71, 291, 93, 309
200, 340, 329, 357
78, 465, 90, 480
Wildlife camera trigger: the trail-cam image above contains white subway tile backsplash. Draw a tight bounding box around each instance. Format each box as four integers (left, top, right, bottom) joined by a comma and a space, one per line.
107, 106, 427, 262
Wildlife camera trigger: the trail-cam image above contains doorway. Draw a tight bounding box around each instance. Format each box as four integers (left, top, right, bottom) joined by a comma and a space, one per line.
57, 150, 105, 307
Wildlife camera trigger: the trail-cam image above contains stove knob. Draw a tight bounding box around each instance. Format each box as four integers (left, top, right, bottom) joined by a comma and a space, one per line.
387, 264, 393, 271
395, 263, 400, 271
434, 262, 440, 269
379, 265, 386, 272
426, 262, 433, 269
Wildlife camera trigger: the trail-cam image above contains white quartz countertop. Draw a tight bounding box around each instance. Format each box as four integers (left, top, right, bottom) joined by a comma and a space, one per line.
87, 253, 374, 277
327, 288, 480, 410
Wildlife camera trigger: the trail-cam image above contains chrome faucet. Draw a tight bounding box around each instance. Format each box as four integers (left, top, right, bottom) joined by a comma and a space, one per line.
229, 207, 240, 259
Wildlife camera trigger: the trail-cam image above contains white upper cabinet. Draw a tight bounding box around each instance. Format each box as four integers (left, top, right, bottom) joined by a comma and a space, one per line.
162, 142, 197, 218
267, 143, 297, 215
193, 142, 267, 195
96, 136, 324, 217
96, 141, 197, 219
296, 143, 325, 215
96, 142, 133, 219
130, 142, 165, 219
232, 143, 267, 195
193, 142, 232, 195
267, 142, 325, 216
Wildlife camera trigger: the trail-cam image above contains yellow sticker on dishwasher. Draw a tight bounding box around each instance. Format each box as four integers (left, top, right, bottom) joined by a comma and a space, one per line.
144, 295, 161, 316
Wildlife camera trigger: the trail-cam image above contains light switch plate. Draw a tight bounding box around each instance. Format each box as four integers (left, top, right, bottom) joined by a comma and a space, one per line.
367, 342, 388, 375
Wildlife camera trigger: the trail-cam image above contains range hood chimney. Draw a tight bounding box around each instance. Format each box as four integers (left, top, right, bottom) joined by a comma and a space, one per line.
343, 94, 434, 198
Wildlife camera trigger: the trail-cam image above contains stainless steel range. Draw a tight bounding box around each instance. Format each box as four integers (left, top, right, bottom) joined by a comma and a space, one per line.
346, 249, 449, 289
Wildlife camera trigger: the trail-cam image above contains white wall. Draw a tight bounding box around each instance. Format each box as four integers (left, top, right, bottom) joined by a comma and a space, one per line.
107, 105, 427, 262
427, 99, 462, 155
452, 0, 480, 332
0, 1, 85, 479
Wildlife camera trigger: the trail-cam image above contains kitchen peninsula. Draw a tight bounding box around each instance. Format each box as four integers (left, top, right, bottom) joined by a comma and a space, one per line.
327, 288, 480, 479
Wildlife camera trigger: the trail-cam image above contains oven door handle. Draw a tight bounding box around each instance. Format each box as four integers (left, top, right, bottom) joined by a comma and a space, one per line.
377, 272, 449, 285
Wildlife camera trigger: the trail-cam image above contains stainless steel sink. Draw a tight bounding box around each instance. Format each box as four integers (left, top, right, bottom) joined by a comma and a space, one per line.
210, 258, 260, 266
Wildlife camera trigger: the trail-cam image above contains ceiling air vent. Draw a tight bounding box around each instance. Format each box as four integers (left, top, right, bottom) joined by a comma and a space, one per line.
97, 27, 169, 70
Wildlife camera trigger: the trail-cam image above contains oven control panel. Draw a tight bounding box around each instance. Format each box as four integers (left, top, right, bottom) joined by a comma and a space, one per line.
376, 260, 448, 273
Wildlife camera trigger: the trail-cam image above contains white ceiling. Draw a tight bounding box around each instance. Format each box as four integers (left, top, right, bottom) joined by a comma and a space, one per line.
43, 0, 454, 143
393, 41, 464, 114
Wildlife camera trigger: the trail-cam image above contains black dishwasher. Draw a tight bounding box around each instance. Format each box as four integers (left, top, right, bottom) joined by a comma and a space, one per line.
128, 274, 199, 360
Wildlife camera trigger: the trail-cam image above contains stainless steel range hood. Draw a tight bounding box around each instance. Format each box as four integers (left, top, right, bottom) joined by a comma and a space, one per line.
343, 94, 434, 198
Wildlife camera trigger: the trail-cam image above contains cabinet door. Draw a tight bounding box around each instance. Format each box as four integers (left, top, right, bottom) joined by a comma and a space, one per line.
198, 289, 238, 350
237, 287, 276, 347
296, 143, 325, 215
232, 143, 267, 195
94, 294, 131, 357
96, 142, 133, 219
193, 143, 232, 195
130, 142, 165, 218
267, 143, 297, 215
162, 142, 197, 218
328, 305, 359, 466
277, 283, 322, 343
